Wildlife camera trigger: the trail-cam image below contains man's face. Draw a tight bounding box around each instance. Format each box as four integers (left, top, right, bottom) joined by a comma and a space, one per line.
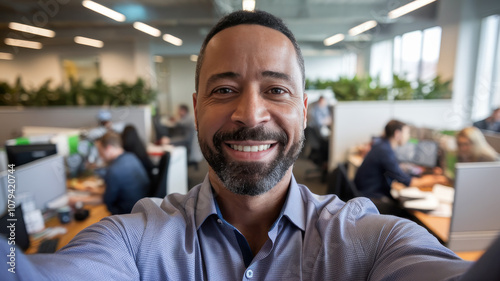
193, 24, 307, 196
396, 126, 410, 146
493, 109, 500, 122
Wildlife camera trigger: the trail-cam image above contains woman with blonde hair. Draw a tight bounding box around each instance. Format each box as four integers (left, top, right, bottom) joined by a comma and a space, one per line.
456, 127, 499, 162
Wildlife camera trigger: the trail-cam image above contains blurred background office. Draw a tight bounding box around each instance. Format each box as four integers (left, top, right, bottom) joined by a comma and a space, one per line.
0, 0, 500, 257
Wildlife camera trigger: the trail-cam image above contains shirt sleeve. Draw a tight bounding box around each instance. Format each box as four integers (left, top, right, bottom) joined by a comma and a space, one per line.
1, 214, 144, 281
345, 200, 472, 280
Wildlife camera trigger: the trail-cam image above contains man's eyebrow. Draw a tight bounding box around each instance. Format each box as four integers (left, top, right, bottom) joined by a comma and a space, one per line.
261, 71, 291, 82
206, 72, 240, 85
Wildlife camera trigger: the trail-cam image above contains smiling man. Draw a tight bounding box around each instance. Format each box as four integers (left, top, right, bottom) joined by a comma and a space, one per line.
1, 10, 479, 281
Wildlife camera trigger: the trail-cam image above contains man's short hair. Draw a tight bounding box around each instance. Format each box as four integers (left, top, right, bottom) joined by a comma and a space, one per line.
96, 131, 122, 148
384, 120, 407, 139
179, 104, 189, 113
195, 10, 305, 93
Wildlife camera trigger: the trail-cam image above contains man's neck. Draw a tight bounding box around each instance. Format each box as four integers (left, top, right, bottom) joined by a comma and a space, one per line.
107, 148, 124, 162
388, 138, 399, 150
209, 168, 292, 255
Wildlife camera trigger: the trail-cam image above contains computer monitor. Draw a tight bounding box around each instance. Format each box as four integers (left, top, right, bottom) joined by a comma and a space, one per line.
395, 140, 439, 168
448, 161, 500, 252
5, 143, 57, 167
8, 154, 67, 212
483, 131, 500, 153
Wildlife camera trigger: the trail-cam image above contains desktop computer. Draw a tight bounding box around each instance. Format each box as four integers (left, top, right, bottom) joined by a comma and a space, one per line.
5, 143, 57, 167
0, 154, 67, 214
395, 140, 439, 168
448, 161, 500, 252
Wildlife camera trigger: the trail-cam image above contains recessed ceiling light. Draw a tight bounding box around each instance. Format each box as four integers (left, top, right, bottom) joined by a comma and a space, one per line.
133, 22, 161, 37
163, 34, 183, 46
8, 22, 55, 38
323, 34, 345, 46
4, 38, 43, 49
82, 0, 126, 22
389, 0, 438, 19
348, 20, 378, 36
74, 36, 104, 48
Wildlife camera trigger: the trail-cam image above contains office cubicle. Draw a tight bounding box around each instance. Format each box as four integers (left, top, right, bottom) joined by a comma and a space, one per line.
448, 161, 500, 252
483, 131, 500, 153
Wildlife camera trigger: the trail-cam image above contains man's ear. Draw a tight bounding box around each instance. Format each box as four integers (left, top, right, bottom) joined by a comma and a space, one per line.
303, 93, 308, 129
192, 92, 198, 131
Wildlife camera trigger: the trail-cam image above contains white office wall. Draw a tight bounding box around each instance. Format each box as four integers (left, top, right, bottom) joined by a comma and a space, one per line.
304, 54, 356, 80
0, 40, 154, 86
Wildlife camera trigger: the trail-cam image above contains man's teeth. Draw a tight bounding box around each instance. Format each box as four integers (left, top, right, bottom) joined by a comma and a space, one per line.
230, 144, 272, 152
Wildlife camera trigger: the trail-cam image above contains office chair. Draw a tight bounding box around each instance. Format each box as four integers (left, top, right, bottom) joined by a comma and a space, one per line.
150, 151, 170, 198
152, 115, 169, 143
304, 127, 329, 181
327, 162, 361, 202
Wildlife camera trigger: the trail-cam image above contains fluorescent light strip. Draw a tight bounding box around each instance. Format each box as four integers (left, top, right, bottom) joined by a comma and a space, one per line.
388, 0, 437, 19
348, 20, 378, 36
82, 0, 126, 22
133, 22, 161, 37
242, 0, 256, 11
323, 34, 345, 46
74, 36, 104, 48
190, 55, 198, 62
4, 38, 42, 49
163, 34, 183, 46
0, 52, 14, 60
8, 22, 55, 38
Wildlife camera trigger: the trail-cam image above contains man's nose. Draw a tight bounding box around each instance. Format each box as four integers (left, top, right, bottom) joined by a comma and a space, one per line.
231, 87, 271, 127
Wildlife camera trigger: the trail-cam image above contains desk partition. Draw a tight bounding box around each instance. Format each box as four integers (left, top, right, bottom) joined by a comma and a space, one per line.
448, 162, 500, 252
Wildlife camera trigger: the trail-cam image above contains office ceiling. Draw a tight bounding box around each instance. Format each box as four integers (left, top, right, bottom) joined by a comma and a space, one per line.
0, 0, 438, 54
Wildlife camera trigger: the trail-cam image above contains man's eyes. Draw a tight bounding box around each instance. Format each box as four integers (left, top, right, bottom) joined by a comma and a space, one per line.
212, 87, 235, 95
268, 88, 287, 95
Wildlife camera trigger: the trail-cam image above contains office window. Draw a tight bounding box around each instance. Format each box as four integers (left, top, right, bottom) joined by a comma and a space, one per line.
472, 14, 500, 120
392, 27, 442, 83
370, 39, 393, 86
421, 26, 442, 81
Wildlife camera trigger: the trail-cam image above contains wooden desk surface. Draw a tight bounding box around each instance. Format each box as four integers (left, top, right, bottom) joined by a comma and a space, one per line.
26, 204, 110, 254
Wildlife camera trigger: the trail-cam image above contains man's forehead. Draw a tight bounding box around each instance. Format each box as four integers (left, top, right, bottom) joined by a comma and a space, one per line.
206, 24, 293, 50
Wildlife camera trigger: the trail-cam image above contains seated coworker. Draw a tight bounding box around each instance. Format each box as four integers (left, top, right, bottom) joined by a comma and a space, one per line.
473, 107, 500, 132
457, 127, 499, 162
121, 125, 157, 183
355, 120, 447, 200
96, 131, 149, 214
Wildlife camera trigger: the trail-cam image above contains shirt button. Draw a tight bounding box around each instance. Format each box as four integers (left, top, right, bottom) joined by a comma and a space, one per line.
217, 219, 222, 225
245, 269, 254, 279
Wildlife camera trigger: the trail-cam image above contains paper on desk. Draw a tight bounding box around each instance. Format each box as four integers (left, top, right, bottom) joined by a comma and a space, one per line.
432, 184, 455, 204
427, 202, 453, 217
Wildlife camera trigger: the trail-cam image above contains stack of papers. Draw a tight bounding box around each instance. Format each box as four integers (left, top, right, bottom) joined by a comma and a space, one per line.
399, 184, 454, 217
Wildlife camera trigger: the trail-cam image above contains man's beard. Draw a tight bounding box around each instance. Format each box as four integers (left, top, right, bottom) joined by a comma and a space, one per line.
198, 126, 304, 196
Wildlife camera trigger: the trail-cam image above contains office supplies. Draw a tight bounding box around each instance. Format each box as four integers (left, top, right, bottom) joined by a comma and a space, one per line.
37, 238, 60, 253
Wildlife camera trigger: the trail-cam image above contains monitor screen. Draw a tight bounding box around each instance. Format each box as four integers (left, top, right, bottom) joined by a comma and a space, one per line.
5, 144, 57, 167
395, 140, 438, 168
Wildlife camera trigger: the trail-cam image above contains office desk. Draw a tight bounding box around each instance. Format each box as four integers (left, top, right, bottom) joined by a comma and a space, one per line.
392, 182, 485, 261
26, 204, 110, 254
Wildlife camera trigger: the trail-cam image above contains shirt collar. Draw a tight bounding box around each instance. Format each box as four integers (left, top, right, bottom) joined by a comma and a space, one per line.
194, 173, 306, 232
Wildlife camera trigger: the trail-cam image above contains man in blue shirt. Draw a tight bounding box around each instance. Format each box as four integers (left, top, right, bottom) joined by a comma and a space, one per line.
1, 10, 488, 281
355, 120, 447, 200
93, 132, 149, 214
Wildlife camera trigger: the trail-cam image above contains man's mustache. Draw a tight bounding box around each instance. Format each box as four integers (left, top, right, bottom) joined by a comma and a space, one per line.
213, 126, 288, 151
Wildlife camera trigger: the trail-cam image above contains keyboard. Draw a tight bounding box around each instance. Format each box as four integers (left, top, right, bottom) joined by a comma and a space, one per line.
37, 238, 59, 253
